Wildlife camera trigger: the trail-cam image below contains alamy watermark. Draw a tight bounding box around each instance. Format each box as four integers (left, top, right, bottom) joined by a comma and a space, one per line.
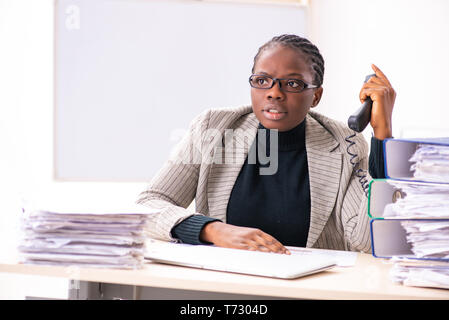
168, 128, 279, 175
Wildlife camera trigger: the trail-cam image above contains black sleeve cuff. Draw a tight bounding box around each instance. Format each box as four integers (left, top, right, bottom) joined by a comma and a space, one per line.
369, 136, 386, 179
171, 215, 221, 245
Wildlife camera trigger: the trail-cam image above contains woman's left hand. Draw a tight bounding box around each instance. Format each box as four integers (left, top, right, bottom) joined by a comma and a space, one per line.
359, 64, 396, 140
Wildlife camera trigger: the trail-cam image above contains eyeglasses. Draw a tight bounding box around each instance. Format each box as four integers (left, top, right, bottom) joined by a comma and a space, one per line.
249, 74, 318, 93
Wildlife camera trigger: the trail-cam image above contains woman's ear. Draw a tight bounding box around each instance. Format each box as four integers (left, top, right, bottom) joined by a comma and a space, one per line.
311, 86, 323, 108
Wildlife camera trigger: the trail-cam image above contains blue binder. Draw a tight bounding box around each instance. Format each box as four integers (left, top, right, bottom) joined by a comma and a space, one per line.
370, 218, 449, 261
383, 137, 449, 182
368, 137, 449, 261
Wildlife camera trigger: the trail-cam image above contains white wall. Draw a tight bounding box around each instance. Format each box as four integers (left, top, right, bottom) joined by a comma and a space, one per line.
0, 0, 148, 299
1, 0, 449, 299
0, 0, 72, 299
308, 0, 449, 140
0, 1, 180, 299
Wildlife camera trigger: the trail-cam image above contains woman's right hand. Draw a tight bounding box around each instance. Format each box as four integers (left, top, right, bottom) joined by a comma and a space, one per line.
200, 221, 290, 254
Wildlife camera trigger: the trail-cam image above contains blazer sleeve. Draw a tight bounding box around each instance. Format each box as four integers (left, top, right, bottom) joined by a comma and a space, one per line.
340, 133, 372, 253
136, 109, 210, 241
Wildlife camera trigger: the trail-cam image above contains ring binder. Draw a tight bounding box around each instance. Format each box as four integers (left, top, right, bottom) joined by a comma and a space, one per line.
368, 137, 449, 288
383, 137, 449, 182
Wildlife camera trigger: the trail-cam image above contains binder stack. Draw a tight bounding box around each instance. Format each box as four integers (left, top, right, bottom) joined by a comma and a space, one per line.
368, 138, 449, 289
18, 195, 157, 269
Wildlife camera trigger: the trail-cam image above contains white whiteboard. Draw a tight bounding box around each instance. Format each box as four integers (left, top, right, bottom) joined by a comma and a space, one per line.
54, 0, 307, 181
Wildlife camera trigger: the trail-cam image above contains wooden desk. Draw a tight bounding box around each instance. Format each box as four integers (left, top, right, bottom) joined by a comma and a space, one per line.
0, 253, 448, 300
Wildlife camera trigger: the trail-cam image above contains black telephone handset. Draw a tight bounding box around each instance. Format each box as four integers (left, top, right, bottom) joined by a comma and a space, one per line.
345, 73, 377, 197
347, 74, 376, 132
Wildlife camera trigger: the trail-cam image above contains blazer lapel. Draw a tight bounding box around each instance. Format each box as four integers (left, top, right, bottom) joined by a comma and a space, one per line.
305, 114, 342, 247
206, 112, 259, 221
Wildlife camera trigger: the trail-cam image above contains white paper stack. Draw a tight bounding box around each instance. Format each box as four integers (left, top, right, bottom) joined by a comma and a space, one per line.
390, 258, 449, 290
18, 199, 158, 269
383, 180, 449, 218
409, 144, 449, 183
401, 220, 449, 260
384, 144, 449, 289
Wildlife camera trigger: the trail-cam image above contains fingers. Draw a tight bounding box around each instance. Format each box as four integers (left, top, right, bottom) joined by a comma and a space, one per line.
371, 64, 392, 87
359, 66, 395, 103
214, 223, 291, 255
357, 65, 396, 140
359, 86, 390, 103
242, 231, 289, 254
254, 231, 290, 255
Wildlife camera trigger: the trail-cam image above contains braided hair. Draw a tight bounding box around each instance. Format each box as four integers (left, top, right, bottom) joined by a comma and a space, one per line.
252, 34, 325, 87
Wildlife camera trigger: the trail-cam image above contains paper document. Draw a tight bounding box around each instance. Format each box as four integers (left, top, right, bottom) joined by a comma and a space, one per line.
400, 220, 449, 259
409, 144, 449, 183
286, 246, 357, 267
21, 195, 160, 215
390, 258, 449, 289
18, 197, 158, 269
383, 180, 449, 218
384, 144, 449, 290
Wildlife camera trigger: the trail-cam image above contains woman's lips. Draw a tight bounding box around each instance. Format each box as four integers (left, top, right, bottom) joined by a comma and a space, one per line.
262, 110, 287, 121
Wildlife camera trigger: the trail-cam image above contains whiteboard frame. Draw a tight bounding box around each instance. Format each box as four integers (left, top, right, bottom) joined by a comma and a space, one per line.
52, 0, 309, 182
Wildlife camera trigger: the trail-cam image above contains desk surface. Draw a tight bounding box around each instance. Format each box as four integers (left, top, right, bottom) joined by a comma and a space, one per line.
1, 253, 448, 300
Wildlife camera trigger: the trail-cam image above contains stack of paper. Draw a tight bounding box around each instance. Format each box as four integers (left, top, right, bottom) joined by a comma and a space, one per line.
382, 144, 449, 289
400, 220, 449, 259
383, 180, 449, 218
18, 200, 157, 269
390, 258, 449, 290
409, 144, 449, 183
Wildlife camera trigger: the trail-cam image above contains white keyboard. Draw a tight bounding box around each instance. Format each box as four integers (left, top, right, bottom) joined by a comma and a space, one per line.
145, 241, 337, 279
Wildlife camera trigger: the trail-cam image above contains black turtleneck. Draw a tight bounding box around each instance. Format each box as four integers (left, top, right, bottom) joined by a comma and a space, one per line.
171, 121, 385, 246
225, 120, 310, 246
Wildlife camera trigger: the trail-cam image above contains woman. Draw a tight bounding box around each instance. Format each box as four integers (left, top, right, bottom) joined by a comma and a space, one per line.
137, 34, 395, 254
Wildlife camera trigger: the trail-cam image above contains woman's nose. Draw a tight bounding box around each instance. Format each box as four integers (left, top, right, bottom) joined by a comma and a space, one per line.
266, 80, 285, 100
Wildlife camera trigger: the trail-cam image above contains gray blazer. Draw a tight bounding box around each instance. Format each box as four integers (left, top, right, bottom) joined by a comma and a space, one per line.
137, 105, 372, 252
